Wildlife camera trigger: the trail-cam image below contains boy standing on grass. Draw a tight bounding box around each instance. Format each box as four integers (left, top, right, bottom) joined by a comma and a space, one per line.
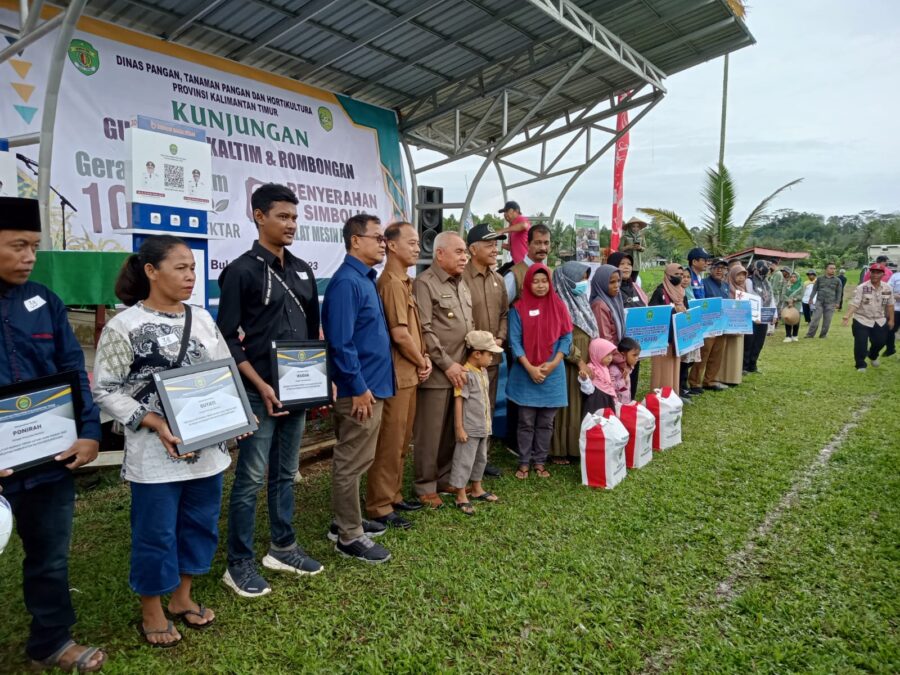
451, 331, 503, 515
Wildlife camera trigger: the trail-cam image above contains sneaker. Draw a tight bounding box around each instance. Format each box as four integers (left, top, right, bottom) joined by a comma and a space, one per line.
703, 383, 729, 391
783, 337, 793, 343
792, 337, 800, 342
262, 544, 324, 576
335, 536, 391, 564
688, 387, 704, 395
223, 559, 271, 598
857, 367, 867, 372
326, 519, 386, 543
870, 359, 880, 367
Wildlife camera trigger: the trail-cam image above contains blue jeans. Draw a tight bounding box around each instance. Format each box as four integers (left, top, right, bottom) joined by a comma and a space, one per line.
227, 391, 305, 564
4, 473, 76, 661
129, 472, 224, 596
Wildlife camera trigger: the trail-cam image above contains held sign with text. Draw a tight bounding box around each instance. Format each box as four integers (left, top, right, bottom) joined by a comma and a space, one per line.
688, 297, 725, 338
722, 299, 754, 334
624, 305, 673, 358
672, 308, 707, 357
0, 4, 405, 294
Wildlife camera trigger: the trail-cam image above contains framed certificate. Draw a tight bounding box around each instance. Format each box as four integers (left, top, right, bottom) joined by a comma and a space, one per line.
154, 358, 257, 456
0, 371, 82, 471
271, 341, 331, 411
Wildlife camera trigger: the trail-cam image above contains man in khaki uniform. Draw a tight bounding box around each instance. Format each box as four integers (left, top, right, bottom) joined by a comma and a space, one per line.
462, 223, 508, 477
413, 231, 473, 507
367, 222, 431, 529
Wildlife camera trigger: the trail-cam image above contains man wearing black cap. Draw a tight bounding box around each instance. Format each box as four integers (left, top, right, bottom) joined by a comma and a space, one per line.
495, 201, 530, 264
0, 198, 106, 671
682, 247, 714, 395
462, 224, 509, 477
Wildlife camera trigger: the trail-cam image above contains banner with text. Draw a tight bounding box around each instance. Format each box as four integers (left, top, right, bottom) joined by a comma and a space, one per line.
0, 6, 406, 294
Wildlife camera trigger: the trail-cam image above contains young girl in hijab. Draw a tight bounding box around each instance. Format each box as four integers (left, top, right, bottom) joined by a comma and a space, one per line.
550, 262, 598, 464
590, 264, 627, 374
507, 264, 573, 479
610, 337, 641, 405
578, 338, 618, 413
720, 264, 748, 386
648, 263, 686, 394
606, 252, 647, 399
743, 260, 775, 374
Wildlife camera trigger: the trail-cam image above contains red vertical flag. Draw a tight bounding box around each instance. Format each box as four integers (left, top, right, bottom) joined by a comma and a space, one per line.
610, 92, 631, 251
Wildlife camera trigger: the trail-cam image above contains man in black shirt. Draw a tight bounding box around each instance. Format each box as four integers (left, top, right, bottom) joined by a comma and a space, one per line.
217, 183, 323, 597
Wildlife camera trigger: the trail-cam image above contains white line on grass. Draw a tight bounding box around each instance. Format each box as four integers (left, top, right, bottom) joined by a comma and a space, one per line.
714, 399, 874, 602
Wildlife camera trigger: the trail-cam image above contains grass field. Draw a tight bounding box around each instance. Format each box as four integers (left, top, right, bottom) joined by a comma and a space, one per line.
1, 310, 898, 673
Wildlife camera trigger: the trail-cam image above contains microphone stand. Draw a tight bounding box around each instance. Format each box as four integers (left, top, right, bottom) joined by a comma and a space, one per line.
16, 153, 78, 251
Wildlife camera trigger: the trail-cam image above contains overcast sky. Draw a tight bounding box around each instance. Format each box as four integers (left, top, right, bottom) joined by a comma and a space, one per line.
408, 1, 900, 226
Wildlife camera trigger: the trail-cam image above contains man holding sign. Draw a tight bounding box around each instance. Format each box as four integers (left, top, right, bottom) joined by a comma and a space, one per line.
0, 198, 106, 672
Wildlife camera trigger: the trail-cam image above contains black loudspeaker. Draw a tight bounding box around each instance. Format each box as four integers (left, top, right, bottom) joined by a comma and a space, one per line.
417, 186, 443, 258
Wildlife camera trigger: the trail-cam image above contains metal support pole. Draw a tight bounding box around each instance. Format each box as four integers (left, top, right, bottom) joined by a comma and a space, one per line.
548, 93, 662, 224
38, 0, 87, 248
21, 0, 45, 36
460, 51, 592, 225
401, 139, 419, 229
0, 11, 62, 65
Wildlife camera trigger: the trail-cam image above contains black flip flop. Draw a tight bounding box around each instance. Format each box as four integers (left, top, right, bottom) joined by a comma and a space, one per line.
170, 603, 216, 630
471, 492, 499, 502
137, 619, 182, 648
455, 501, 475, 516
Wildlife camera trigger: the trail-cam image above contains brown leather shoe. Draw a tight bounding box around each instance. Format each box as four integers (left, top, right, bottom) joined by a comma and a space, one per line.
418, 493, 445, 509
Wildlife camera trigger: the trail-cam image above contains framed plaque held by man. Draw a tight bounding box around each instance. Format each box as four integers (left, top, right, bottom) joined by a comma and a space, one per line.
0, 370, 82, 471
270, 340, 331, 411
154, 358, 257, 455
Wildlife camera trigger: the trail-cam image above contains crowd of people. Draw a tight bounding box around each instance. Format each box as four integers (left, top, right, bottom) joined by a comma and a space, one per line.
0, 188, 895, 670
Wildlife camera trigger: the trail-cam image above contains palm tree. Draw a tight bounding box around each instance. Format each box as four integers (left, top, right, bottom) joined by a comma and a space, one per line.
638, 165, 803, 257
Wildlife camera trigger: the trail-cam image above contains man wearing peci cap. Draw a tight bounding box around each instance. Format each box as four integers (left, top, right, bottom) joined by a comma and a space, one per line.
495, 201, 530, 264
462, 224, 509, 476
0, 198, 106, 671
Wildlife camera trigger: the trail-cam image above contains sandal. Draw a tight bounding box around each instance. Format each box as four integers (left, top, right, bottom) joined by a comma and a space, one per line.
471, 492, 499, 502
514, 466, 529, 480
169, 603, 215, 630
455, 501, 475, 516
137, 620, 182, 649
534, 465, 551, 478
32, 640, 107, 673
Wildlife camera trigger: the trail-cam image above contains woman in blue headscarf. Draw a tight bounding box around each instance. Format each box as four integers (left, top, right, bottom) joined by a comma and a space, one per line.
550, 262, 598, 463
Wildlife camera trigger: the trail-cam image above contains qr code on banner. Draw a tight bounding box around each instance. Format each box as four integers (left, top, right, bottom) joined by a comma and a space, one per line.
164, 164, 183, 190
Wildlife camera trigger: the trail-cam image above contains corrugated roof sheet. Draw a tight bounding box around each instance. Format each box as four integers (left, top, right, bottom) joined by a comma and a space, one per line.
77, 0, 753, 146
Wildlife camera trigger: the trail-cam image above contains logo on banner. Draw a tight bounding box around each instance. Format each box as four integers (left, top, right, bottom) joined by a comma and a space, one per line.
317, 107, 333, 132
68, 39, 100, 76
15, 396, 32, 411
169, 144, 178, 155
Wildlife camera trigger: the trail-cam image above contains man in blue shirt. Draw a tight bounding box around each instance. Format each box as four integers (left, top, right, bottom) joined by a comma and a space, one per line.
689, 258, 730, 393
0, 198, 106, 671
687, 247, 711, 299
322, 214, 395, 564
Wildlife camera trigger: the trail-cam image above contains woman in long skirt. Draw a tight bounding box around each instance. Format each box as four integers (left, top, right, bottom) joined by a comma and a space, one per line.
720, 264, 748, 386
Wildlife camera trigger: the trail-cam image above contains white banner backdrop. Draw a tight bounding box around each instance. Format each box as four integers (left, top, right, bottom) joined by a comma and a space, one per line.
0, 6, 406, 291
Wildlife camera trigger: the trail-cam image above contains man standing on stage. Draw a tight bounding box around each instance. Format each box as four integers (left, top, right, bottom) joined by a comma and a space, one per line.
413, 231, 473, 508
323, 214, 395, 563
0, 197, 106, 672
218, 183, 323, 597
495, 201, 530, 265
366, 222, 430, 530
462, 223, 508, 476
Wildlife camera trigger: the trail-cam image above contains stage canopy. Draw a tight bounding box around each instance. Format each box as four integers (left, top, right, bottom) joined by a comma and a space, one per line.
4, 0, 754, 230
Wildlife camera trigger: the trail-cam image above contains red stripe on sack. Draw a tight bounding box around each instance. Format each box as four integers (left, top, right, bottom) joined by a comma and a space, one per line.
661, 386, 673, 398
620, 404, 637, 468
645, 394, 661, 450
584, 425, 608, 488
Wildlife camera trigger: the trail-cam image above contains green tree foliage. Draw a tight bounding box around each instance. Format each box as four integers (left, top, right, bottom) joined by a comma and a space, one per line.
639, 165, 802, 256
